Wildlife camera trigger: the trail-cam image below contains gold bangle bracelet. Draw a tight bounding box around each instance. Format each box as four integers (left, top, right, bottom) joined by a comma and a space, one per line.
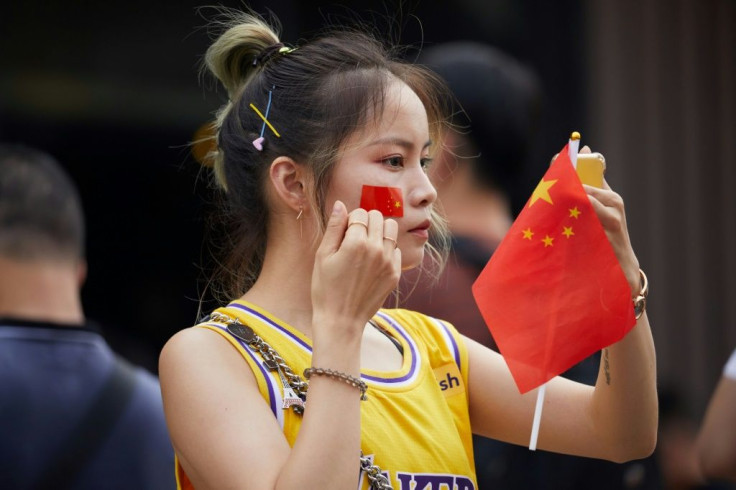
633, 268, 649, 319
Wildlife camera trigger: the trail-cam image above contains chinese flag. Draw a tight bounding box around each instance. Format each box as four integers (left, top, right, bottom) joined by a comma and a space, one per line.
472, 146, 636, 393
360, 185, 403, 217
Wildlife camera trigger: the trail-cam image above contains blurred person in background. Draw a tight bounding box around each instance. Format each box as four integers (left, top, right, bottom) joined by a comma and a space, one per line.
0, 144, 175, 489
655, 386, 735, 490
400, 42, 663, 490
695, 348, 736, 485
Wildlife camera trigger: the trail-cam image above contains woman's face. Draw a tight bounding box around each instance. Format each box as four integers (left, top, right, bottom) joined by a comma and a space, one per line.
325, 80, 437, 269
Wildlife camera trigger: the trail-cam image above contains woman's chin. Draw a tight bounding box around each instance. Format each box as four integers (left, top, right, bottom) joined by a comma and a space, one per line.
400, 248, 424, 271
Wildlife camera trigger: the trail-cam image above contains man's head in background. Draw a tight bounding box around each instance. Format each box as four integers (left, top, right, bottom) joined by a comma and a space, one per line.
0, 144, 85, 263
0, 144, 87, 322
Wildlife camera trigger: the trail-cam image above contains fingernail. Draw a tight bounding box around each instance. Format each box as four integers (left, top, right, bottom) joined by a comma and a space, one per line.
332, 201, 341, 216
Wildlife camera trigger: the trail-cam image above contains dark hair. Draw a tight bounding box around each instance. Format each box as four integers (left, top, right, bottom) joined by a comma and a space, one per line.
419, 42, 543, 194
0, 144, 85, 262
201, 11, 450, 300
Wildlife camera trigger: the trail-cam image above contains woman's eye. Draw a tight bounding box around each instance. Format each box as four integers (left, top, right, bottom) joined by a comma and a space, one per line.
383, 156, 404, 168
420, 157, 433, 170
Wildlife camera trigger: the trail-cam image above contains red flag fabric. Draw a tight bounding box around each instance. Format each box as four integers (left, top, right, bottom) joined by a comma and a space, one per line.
360, 185, 404, 217
472, 145, 636, 393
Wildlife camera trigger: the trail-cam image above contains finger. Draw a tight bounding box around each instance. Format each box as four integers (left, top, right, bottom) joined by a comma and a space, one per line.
319, 200, 348, 255
382, 218, 398, 251
346, 208, 369, 237
392, 246, 402, 276
366, 209, 384, 242
587, 193, 623, 234
579, 145, 592, 154
584, 184, 624, 210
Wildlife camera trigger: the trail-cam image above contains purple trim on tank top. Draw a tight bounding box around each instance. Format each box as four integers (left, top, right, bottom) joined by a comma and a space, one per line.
436, 319, 461, 370
228, 303, 311, 351
362, 311, 418, 383
227, 303, 419, 384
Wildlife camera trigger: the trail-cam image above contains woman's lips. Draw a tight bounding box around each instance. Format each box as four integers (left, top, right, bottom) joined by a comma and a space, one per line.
408, 221, 431, 239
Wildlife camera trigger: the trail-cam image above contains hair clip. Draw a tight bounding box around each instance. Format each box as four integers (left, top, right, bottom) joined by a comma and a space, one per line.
252, 43, 295, 67
250, 86, 280, 151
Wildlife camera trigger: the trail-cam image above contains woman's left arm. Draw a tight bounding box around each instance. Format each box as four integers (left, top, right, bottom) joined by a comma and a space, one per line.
583, 180, 658, 459
468, 179, 657, 462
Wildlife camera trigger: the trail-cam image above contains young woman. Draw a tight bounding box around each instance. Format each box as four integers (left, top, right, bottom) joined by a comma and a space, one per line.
160, 11, 657, 490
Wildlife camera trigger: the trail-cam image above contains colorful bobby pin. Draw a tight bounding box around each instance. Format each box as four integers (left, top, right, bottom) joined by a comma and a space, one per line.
250, 86, 280, 151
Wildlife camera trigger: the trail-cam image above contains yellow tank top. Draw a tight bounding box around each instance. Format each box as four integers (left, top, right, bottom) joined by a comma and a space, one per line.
176, 300, 477, 490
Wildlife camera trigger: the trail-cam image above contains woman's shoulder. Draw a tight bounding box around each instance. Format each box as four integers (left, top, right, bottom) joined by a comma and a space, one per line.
159, 324, 249, 382
162, 323, 226, 354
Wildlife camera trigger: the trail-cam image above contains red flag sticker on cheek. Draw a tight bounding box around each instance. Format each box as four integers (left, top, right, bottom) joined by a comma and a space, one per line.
359, 185, 403, 217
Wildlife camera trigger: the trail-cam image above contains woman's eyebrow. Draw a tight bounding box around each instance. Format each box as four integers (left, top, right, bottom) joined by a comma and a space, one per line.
367, 137, 432, 150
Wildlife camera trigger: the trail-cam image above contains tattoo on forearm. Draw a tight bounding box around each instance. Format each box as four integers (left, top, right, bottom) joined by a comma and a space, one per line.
603, 349, 611, 385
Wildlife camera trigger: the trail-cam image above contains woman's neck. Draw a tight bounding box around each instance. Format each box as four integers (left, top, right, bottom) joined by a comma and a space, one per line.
240, 235, 317, 336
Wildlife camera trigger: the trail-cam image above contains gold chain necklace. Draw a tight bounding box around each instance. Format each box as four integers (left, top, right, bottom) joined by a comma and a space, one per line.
208, 311, 394, 490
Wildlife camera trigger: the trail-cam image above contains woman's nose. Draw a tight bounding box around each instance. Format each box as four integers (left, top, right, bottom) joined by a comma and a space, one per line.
407, 167, 437, 208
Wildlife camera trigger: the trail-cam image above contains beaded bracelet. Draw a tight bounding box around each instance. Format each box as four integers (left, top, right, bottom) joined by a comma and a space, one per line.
303, 367, 368, 401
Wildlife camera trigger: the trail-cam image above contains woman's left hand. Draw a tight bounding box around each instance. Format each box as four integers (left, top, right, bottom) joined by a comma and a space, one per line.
584, 179, 641, 296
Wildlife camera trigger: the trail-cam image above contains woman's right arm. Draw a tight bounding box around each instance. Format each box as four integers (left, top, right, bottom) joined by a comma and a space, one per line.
160, 327, 291, 489
160, 203, 400, 489
160, 324, 367, 490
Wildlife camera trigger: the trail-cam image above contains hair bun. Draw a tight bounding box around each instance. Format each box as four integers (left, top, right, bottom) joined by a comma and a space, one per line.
204, 11, 281, 98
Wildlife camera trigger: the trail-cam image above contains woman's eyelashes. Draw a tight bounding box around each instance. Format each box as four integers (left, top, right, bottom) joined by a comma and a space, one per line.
382, 155, 404, 168
380, 155, 433, 171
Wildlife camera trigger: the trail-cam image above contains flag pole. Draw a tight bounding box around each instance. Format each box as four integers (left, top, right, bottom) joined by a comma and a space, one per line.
569, 131, 581, 167
528, 131, 582, 451
529, 384, 546, 450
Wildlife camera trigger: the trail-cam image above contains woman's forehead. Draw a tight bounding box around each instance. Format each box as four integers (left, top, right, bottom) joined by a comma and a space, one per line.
344, 81, 429, 147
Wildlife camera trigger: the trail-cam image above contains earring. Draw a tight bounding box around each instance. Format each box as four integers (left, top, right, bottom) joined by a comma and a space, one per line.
296, 207, 303, 239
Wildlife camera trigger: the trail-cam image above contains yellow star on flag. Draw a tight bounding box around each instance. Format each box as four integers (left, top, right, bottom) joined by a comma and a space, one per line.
528, 178, 557, 207
569, 206, 581, 219
562, 226, 574, 238
522, 228, 534, 240
394, 200, 401, 209
542, 235, 554, 247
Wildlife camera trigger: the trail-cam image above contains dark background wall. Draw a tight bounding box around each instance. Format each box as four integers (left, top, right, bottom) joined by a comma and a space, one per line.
2, 0, 734, 422
584, 0, 736, 421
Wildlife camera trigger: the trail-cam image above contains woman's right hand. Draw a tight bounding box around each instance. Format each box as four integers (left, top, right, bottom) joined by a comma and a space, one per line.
310, 200, 401, 344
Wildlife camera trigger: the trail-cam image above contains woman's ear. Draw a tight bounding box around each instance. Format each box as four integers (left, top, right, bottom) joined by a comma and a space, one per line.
268, 156, 307, 212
